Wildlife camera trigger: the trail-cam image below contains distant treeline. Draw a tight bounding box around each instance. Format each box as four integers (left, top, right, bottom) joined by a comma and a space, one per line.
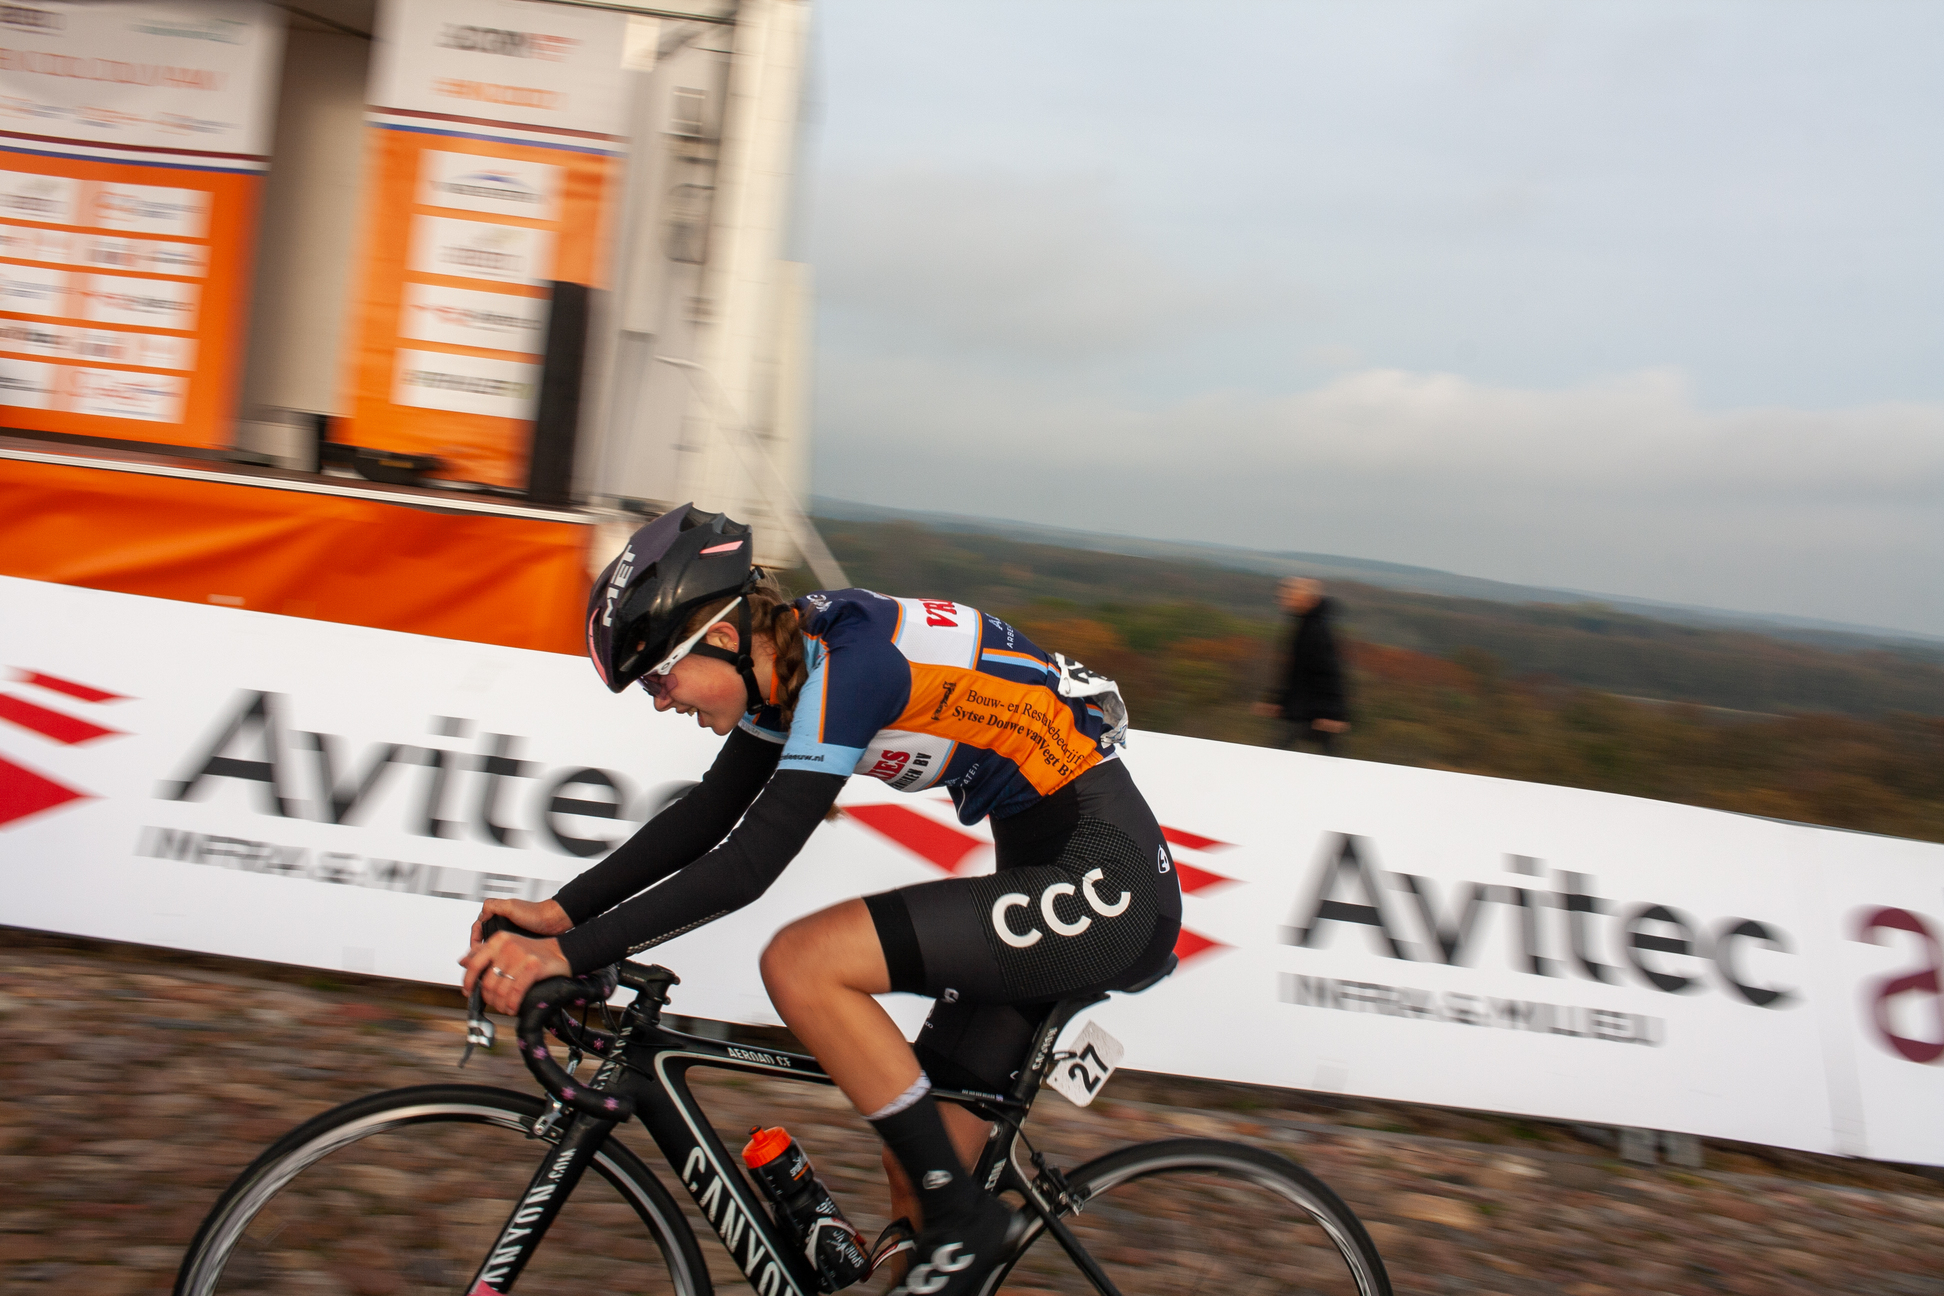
811, 517, 1944, 844
1346, 596, 1944, 719
816, 517, 1944, 719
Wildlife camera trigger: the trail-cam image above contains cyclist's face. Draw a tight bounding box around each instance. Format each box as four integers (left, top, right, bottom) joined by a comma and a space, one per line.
644, 625, 746, 735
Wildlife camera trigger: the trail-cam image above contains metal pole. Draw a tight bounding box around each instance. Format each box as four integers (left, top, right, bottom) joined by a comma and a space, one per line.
654, 355, 849, 589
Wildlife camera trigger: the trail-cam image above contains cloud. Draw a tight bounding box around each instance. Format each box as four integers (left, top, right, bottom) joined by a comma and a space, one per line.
821, 359, 1944, 496
811, 169, 1263, 361
813, 359, 1944, 633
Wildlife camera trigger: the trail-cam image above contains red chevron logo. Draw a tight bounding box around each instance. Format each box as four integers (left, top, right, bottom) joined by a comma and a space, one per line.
1158, 823, 1235, 963
0, 668, 131, 829
841, 802, 1239, 967
841, 803, 987, 874
1173, 928, 1227, 963
0, 755, 86, 827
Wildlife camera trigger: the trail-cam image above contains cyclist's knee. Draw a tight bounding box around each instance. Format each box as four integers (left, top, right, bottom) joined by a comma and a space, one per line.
760, 914, 837, 1003
758, 923, 808, 998
761, 901, 880, 1001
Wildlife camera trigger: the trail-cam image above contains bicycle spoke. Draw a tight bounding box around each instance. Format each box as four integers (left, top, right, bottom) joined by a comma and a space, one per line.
999, 1143, 1387, 1296
180, 1089, 703, 1296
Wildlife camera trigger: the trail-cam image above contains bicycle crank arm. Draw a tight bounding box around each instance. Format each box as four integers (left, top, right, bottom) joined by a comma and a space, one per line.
464, 1112, 614, 1293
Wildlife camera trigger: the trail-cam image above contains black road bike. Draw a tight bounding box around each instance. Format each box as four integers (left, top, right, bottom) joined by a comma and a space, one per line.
175, 957, 1391, 1296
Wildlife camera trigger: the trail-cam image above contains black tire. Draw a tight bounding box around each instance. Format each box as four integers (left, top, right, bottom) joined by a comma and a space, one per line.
174, 1083, 711, 1296
995, 1137, 1391, 1296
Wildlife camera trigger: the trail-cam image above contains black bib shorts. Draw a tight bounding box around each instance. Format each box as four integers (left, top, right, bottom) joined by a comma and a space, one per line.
863, 758, 1182, 1093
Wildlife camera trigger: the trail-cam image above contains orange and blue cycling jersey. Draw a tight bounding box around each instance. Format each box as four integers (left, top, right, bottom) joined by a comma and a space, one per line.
738, 589, 1121, 824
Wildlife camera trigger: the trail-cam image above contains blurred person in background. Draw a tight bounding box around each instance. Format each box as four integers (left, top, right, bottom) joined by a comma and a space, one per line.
1253, 577, 1351, 755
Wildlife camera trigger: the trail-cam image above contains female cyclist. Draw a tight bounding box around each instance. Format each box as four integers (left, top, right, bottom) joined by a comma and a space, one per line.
460, 506, 1181, 1296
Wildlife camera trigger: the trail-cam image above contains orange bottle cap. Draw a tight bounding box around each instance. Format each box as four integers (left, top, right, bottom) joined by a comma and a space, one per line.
742, 1125, 792, 1168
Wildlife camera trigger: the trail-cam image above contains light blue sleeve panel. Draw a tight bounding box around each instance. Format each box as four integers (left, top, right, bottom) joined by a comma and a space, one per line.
777, 633, 868, 775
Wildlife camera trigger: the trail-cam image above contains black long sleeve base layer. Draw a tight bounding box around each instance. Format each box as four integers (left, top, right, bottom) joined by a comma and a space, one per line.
555, 738, 843, 971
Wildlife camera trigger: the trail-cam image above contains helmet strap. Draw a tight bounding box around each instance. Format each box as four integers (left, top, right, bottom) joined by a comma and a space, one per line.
687, 600, 766, 713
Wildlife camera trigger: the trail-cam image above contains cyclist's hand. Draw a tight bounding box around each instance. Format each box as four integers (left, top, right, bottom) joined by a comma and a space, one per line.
460, 931, 571, 1016
470, 897, 571, 946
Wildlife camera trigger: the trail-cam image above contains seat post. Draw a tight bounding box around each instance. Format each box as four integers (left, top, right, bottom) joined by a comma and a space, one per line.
1002, 955, 1177, 1105
1007, 993, 1109, 1105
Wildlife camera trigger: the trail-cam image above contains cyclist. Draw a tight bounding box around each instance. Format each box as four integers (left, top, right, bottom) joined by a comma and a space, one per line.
461, 506, 1181, 1296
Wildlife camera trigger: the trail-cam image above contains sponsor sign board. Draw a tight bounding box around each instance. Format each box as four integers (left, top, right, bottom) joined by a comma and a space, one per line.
89, 182, 210, 238
0, 354, 58, 406
2, 576, 1940, 1166
400, 281, 549, 354
392, 347, 540, 420
407, 214, 555, 287
0, 259, 68, 314
417, 150, 562, 222
366, 0, 634, 139
0, 171, 81, 223
66, 364, 183, 420
0, 0, 281, 155
79, 270, 199, 329
339, 0, 628, 489
0, 1, 283, 449
0, 318, 194, 367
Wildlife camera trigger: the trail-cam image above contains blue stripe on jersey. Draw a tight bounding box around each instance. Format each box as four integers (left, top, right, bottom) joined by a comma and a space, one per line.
790, 594, 913, 754
778, 636, 868, 773
979, 648, 1053, 676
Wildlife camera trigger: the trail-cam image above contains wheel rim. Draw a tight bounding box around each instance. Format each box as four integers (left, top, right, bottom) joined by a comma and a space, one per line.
997, 1148, 1386, 1296
182, 1096, 697, 1296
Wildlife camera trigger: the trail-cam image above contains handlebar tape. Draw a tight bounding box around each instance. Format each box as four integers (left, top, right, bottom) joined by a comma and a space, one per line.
518, 976, 636, 1121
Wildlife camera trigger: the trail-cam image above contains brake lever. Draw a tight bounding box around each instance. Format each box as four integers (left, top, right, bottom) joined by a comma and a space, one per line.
460, 979, 496, 1066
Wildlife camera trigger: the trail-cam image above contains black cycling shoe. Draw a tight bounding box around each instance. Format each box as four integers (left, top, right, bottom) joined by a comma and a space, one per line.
870, 1217, 917, 1277
889, 1197, 1025, 1296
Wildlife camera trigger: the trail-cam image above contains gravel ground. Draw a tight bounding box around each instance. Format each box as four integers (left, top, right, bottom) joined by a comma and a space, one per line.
2, 929, 1941, 1296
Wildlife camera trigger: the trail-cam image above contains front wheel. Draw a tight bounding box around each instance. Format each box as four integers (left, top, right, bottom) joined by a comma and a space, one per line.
998, 1137, 1391, 1296
174, 1083, 710, 1296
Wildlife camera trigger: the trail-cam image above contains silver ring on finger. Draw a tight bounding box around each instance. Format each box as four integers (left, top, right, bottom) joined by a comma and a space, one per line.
492, 966, 515, 980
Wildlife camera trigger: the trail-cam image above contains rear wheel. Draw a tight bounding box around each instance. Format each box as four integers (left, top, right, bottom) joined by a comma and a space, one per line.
174, 1083, 710, 1296
996, 1137, 1390, 1296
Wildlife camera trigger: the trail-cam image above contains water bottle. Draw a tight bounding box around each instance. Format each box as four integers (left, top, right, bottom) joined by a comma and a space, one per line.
742, 1126, 871, 1291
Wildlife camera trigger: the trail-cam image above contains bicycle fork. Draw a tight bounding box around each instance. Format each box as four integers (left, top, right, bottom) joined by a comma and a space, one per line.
464, 1112, 615, 1294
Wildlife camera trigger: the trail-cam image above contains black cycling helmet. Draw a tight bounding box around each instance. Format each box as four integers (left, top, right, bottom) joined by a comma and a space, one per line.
586, 504, 764, 708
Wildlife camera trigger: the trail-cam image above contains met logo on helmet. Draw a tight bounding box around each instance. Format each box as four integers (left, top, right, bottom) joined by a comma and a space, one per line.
602, 544, 635, 628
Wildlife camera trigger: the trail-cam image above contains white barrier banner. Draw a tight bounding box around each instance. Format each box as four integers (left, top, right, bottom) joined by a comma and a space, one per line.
0, 0, 284, 156
1, 577, 1940, 1164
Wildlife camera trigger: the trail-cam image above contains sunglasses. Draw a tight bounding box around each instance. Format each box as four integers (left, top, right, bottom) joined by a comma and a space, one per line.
638, 597, 744, 698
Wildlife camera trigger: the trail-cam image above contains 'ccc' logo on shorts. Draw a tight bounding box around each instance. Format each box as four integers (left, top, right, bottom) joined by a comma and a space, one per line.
991, 869, 1128, 948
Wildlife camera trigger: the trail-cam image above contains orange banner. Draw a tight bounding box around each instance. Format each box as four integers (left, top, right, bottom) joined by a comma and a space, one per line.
0, 456, 591, 654
338, 125, 618, 488
0, 153, 258, 447
0, 0, 284, 449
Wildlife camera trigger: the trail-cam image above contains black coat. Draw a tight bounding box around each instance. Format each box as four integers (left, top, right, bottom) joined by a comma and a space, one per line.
1271, 597, 1349, 722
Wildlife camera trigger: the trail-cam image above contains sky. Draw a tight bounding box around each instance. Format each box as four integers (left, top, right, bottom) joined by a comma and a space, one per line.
801, 1, 1944, 636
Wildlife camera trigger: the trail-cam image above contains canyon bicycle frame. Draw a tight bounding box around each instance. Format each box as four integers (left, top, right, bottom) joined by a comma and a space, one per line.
470, 962, 1121, 1296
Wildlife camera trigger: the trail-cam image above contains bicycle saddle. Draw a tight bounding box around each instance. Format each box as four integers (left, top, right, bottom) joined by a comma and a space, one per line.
1117, 952, 1178, 996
